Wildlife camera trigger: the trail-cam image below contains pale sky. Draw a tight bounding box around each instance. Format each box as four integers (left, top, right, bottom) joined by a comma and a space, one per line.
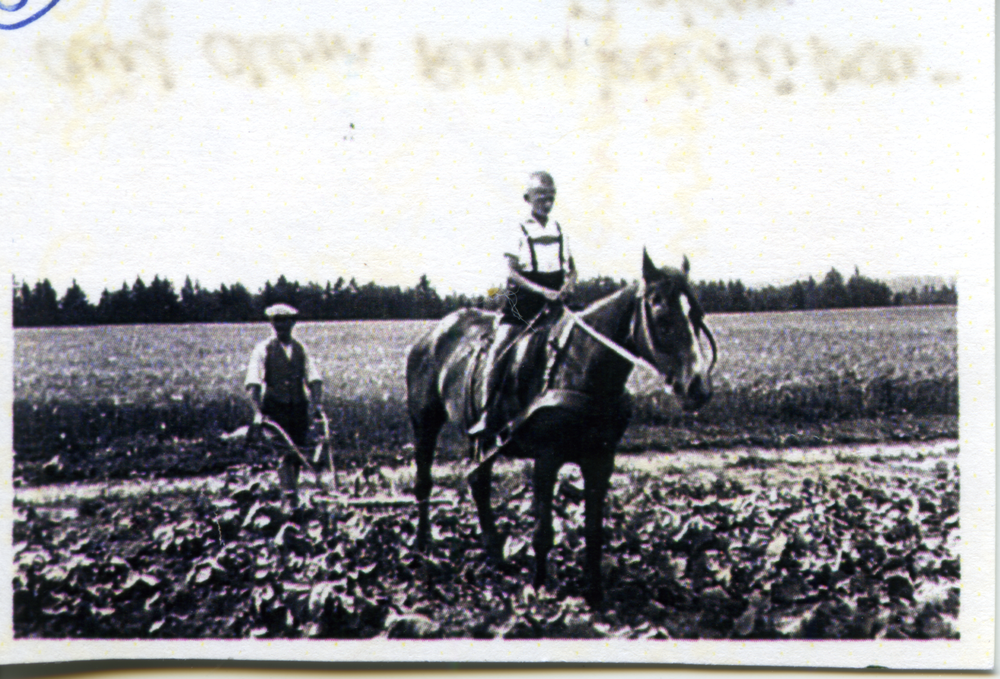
4, 0, 994, 300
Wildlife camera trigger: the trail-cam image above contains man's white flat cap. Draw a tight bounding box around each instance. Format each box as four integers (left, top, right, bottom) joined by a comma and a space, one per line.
265, 303, 299, 319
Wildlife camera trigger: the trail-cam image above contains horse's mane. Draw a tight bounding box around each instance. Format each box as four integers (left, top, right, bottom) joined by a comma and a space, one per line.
580, 282, 638, 326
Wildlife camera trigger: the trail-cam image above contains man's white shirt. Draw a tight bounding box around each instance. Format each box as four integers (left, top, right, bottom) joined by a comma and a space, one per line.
244, 337, 321, 389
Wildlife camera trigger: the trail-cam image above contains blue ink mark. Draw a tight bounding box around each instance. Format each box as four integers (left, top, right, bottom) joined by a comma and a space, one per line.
0, 0, 63, 30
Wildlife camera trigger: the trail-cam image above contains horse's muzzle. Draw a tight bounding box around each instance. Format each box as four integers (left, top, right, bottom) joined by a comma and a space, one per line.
678, 374, 712, 411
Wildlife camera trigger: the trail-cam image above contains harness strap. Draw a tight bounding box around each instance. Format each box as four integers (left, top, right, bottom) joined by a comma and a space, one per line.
562, 296, 664, 378
470, 388, 597, 474
496, 388, 593, 442
544, 313, 578, 388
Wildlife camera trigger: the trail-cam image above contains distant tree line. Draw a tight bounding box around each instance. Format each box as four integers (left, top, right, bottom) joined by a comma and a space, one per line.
690, 267, 957, 314
12, 267, 957, 328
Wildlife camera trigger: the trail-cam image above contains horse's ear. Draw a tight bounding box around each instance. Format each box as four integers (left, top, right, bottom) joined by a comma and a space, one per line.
642, 248, 658, 281
682, 255, 690, 277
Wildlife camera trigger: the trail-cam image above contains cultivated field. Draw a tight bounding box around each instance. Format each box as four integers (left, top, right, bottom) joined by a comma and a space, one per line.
14, 442, 960, 639
12, 305, 961, 639
14, 306, 958, 485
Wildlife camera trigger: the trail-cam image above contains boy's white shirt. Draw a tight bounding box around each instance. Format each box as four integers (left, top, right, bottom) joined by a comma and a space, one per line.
515, 217, 566, 274
502, 214, 572, 277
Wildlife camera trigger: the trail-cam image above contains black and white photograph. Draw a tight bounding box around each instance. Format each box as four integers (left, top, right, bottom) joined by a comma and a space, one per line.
3, 0, 993, 668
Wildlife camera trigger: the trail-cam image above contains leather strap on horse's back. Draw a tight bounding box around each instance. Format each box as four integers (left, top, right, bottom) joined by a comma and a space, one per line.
471, 388, 595, 475
495, 388, 593, 442
463, 325, 494, 425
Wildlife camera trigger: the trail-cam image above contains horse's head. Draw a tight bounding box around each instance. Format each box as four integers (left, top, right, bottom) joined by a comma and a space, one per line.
634, 248, 716, 410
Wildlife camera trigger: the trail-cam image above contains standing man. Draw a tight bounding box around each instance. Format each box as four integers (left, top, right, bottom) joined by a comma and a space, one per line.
245, 303, 323, 502
469, 170, 576, 439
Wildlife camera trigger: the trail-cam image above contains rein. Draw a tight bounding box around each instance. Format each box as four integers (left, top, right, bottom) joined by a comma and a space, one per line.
562, 281, 717, 380
685, 283, 719, 374
562, 302, 662, 377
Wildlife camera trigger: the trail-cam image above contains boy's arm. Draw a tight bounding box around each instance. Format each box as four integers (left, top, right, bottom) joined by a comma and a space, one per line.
505, 224, 530, 273
508, 267, 561, 301
561, 234, 577, 299
563, 257, 578, 298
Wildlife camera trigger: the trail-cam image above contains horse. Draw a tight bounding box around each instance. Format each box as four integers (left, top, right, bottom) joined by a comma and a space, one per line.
405, 249, 717, 606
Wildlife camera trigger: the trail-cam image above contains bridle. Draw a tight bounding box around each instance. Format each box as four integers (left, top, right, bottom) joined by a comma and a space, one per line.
560, 281, 717, 382
678, 280, 718, 375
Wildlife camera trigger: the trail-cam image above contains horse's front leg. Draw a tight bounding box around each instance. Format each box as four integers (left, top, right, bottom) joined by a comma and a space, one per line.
581, 453, 614, 608
531, 454, 561, 590
468, 456, 503, 564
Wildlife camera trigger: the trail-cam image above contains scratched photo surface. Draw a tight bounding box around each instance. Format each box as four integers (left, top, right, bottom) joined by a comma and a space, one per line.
2, 0, 994, 668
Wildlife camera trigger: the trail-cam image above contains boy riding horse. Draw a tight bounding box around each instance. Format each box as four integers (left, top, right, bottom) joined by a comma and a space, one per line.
468, 171, 576, 443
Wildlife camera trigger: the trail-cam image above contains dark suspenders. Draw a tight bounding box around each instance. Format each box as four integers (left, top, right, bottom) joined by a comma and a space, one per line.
520, 222, 564, 273
557, 223, 564, 269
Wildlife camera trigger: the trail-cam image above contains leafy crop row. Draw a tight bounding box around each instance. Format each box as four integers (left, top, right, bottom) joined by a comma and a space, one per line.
14, 445, 960, 639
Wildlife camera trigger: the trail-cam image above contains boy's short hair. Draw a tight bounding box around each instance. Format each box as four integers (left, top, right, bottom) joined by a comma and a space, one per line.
525, 171, 556, 193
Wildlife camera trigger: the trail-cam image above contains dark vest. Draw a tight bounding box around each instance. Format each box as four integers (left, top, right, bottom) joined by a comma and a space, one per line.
263, 339, 307, 404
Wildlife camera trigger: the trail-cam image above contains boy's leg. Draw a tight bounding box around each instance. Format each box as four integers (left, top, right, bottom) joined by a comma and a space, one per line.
468, 322, 517, 436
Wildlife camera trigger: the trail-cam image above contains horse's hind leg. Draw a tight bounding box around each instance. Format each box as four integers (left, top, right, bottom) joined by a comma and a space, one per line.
412, 404, 445, 553
468, 456, 503, 564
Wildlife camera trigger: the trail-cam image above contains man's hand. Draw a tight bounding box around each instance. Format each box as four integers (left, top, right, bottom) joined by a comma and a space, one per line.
308, 382, 323, 418
247, 384, 264, 426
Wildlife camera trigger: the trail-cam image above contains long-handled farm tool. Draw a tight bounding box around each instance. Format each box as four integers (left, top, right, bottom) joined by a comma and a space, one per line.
244, 412, 452, 509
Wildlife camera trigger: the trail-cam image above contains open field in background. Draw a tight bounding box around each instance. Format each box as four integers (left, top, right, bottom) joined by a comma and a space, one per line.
14, 306, 958, 485
13, 442, 960, 639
